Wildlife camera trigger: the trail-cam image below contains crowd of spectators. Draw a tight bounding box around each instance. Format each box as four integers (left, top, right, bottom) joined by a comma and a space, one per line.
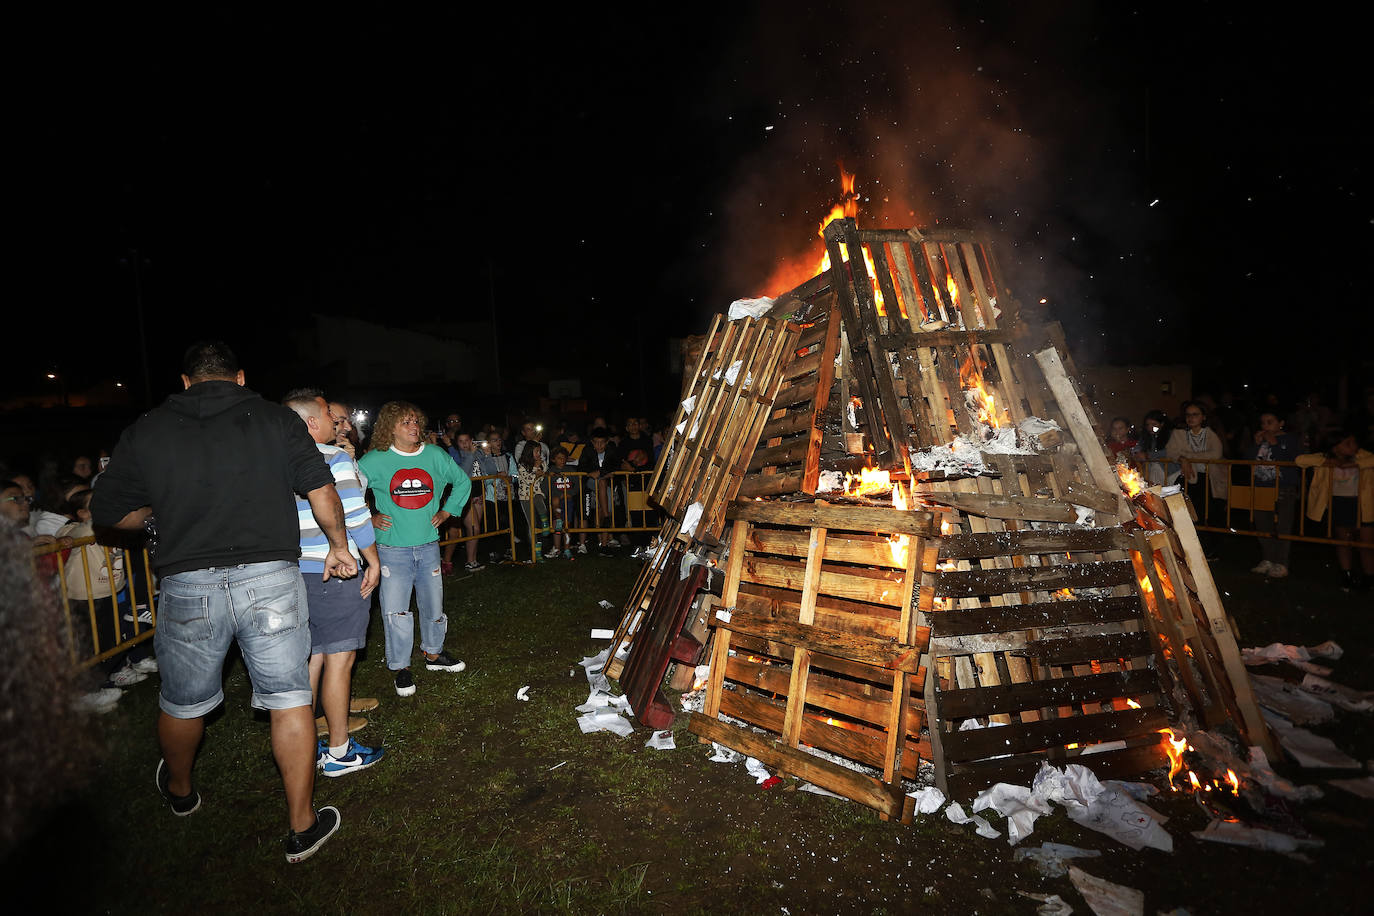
1103, 388, 1374, 590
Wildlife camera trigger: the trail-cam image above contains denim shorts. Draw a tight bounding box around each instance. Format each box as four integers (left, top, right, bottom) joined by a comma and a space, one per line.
301, 571, 370, 655
154, 560, 312, 718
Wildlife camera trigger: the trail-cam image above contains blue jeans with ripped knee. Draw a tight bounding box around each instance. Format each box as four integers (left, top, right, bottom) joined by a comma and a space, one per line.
376, 542, 446, 670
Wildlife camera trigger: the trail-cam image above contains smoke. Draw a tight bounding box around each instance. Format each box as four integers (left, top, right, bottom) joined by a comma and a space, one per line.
700, 3, 1137, 361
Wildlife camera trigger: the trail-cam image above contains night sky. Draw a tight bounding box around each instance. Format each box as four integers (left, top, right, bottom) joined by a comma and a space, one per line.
13, 4, 1371, 415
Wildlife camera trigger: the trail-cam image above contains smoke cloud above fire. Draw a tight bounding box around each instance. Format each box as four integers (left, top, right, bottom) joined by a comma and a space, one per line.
698, 3, 1143, 362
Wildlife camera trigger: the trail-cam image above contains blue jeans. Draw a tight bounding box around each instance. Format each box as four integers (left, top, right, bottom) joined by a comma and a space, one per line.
154, 560, 312, 718
377, 542, 446, 670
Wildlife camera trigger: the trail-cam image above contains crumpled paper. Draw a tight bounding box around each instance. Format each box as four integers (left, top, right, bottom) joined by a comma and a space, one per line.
972, 783, 1054, 845
945, 801, 1001, 839
906, 785, 946, 814
1012, 842, 1101, 878
645, 730, 676, 750
1069, 866, 1144, 916
728, 296, 774, 320
1249, 673, 1335, 725
744, 756, 773, 784
1262, 708, 1361, 769
708, 742, 743, 764
681, 502, 704, 537
576, 706, 635, 737
1193, 818, 1323, 854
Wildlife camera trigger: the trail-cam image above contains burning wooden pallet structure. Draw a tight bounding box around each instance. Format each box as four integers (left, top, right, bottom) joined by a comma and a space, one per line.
606, 218, 1271, 819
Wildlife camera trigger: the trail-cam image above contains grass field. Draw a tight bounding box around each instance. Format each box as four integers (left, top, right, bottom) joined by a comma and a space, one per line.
4, 537, 1372, 914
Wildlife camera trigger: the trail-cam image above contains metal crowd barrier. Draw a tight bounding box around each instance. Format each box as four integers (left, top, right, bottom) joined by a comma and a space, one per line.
1175, 457, 1367, 549
30, 536, 157, 670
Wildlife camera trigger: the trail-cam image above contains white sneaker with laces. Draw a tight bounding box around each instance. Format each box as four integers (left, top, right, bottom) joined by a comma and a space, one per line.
1267, 563, 1289, 578
109, 662, 148, 687
1250, 560, 1272, 574
131, 657, 160, 674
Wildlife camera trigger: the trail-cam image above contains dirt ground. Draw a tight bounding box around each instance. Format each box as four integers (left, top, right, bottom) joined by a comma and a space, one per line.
5, 535, 1372, 914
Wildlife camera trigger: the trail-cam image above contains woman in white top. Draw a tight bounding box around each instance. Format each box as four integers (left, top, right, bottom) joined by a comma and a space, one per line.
1166, 401, 1227, 558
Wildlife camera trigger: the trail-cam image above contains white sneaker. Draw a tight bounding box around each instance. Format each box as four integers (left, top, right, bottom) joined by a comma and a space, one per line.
1267, 564, 1289, 578
108, 662, 148, 687
131, 657, 160, 674
1250, 560, 1273, 574
74, 688, 122, 714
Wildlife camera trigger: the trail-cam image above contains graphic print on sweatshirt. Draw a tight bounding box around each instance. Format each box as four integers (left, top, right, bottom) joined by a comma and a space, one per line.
390, 468, 435, 510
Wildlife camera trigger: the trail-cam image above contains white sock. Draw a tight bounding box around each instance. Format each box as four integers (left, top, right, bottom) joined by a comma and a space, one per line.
330, 741, 350, 758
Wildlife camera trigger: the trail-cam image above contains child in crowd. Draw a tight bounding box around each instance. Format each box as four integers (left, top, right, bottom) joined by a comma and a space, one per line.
1106, 417, 1140, 465
546, 447, 576, 559
1297, 430, 1374, 591
514, 436, 548, 562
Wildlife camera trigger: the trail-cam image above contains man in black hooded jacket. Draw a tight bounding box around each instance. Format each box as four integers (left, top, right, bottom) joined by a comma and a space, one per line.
92, 341, 356, 863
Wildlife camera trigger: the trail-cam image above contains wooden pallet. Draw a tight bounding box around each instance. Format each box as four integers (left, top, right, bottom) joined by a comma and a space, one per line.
650, 313, 801, 541
689, 500, 935, 820
923, 526, 1170, 799
619, 544, 709, 730
1127, 491, 1275, 755
738, 300, 843, 499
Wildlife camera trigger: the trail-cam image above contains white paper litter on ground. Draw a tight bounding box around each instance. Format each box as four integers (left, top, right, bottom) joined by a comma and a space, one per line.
1327, 776, 1374, 799
1193, 818, 1323, 854
1031, 763, 1172, 851
597, 599, 615, 610
1263, 708, 1361, 768
708, 742, 743, 764
1012, 842, 1101, 878
680, 502, 704, 537
1245, 745, 1324, 800
728, 296, 774, 320
1249, 673, 1335, 725
1300, 673, 1374, 712
1069, 866, 1144, 916
799, 783, 845, 799
1243, 640, 1343, 671
972, 783, 1054, 845
645, 730, 676, 750
945, 802, 1001, 839
744, 756, 772, 784
1016, 892, 1073, 916
576, 707, 634, 737
589, 628, 613, 640
516, 686, 530, 701
906, 785, 945, 814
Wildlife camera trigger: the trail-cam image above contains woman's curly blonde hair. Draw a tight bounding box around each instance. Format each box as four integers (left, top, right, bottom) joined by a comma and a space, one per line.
369, 400, 427, 452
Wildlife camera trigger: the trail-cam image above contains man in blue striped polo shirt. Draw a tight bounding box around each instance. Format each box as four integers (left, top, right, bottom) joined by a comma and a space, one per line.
284, 390, 385, 777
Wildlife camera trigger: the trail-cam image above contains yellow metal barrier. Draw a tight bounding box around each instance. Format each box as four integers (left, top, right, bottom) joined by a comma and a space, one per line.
31, 536, 157, 670
1182, 457, 1366, 548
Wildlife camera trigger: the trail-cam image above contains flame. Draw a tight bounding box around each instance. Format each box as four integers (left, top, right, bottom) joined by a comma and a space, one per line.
1054, 588, 1075, 601
1160, 725, 1189, 787
958, 347, 1001, 427
1116, 463, 1146, 498
889, 484, 910, 566
691, 675, 708, 691
762, 165, 903, 319
1225, 769, 1240, 796
940, 517, 953, 536
946, 274, 960, 313
845, 465, 892, 496
1188, 771, 1203, 790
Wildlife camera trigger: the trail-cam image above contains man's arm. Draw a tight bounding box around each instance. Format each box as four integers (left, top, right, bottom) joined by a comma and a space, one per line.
358, 544, 380, 599
306, 483, 357, 580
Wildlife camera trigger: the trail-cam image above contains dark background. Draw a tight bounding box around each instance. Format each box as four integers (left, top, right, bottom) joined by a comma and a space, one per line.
9, 3, 1370, 434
